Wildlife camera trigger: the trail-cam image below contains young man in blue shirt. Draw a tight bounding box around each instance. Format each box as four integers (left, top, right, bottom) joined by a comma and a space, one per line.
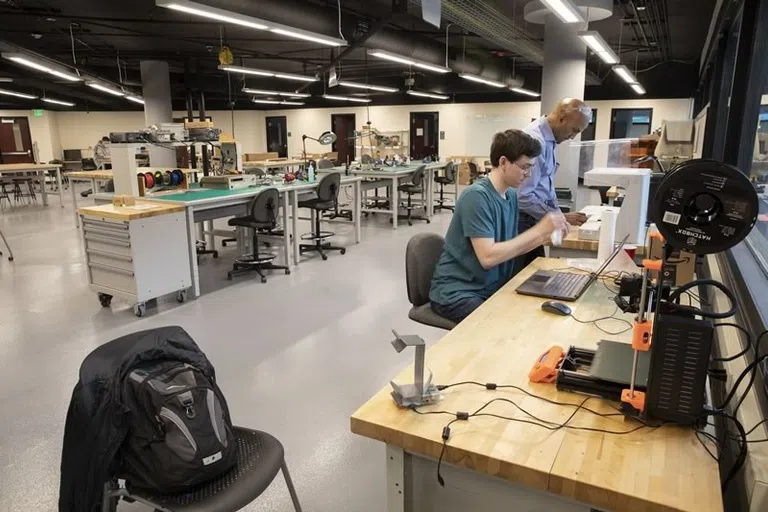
429, 129, 569, 324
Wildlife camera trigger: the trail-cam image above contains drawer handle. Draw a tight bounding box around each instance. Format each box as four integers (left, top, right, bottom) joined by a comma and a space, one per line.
82, 219, 129, 230
85, 234, 131, 247
86, 248, 133, 262
83, 225, 131, 238
89, 261, 135, 276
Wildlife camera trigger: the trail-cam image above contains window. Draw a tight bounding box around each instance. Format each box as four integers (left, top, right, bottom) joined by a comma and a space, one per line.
609, 108, 653, 139
745, 85, 768, 274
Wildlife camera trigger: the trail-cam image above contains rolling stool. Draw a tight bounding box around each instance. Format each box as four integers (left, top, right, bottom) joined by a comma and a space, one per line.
102, 427, 303, 512
13, 177, 37, 205
434, 161, 456, 212
0, 180, 12, 210
226, 188, 290, 283
299, 172, 346, 261
394, 165, 429, 226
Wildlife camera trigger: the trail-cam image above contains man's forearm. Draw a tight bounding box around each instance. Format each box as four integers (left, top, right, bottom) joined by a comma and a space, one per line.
478, 227, 547, 269
519, 197, 556, 221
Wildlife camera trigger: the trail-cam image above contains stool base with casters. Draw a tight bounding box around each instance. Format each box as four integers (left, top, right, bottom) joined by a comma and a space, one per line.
228, 252, 289, 283
299, 230, 345, 261
0, 228, 14, 261
101, 427, 303, 512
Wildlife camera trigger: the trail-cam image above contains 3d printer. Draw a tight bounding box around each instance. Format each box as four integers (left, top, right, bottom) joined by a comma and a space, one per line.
556, 159, 759, 425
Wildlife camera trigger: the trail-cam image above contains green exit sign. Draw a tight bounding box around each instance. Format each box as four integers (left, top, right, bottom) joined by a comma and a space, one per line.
33, 109, 44, 117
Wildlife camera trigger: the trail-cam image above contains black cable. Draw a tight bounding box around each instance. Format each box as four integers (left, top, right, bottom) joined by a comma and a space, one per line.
696, 431, 720, 462
711, 323, 754, 362
713, 411, 748, 492
667, 279, 738, 319
733, 330, 768, 415
569, 307, 633, 335
717, 353, 768, 410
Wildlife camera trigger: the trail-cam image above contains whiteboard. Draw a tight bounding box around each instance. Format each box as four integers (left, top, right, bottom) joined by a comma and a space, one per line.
465, 114, 532, 156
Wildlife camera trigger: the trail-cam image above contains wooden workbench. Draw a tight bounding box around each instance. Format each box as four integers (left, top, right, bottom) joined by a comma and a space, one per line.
78, 200, 184, 221
351, 257, 721, 512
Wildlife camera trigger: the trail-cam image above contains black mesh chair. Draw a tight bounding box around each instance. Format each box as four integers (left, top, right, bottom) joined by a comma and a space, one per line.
395, 165, 430, 226
299, 172, 346, 261
405, 233, 456, 330
102, 427, 302, 512
317, 158, 334, 169
468, 162, 480, 184
434, 161, 456, 212
226, 188, 290, 283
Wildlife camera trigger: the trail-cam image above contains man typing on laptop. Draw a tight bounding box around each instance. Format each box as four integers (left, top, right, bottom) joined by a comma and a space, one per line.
429, 129, 569, 324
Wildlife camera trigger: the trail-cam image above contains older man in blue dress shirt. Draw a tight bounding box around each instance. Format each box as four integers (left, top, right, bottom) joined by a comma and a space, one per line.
518, 98, 593, 267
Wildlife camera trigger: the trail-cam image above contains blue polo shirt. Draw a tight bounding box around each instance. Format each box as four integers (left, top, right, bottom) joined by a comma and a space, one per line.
520, 117, 559, 220
430, 177, 519, 305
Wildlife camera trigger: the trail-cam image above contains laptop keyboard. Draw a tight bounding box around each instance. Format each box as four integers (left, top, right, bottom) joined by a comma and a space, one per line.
544, 272, 590, 297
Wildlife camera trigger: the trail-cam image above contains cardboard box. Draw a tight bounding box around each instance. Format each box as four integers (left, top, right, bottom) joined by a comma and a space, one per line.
458, 163, 471, 185
648, 236, 696, 286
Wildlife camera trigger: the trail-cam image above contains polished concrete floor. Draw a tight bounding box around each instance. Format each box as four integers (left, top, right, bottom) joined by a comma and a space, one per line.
0, 184, 453, 511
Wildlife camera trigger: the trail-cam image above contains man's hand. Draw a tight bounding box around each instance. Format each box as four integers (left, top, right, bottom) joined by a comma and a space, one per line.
564, 212, 588, 226
535, 212, 570, 241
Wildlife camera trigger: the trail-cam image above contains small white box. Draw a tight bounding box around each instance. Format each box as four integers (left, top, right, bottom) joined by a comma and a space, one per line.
578, 220, 602, 241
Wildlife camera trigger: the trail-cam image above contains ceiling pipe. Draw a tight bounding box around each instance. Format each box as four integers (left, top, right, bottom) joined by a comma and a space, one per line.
203, 0, 524, 88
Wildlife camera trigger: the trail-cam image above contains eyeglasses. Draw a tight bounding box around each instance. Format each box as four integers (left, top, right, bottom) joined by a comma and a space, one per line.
504, 158, 533, 177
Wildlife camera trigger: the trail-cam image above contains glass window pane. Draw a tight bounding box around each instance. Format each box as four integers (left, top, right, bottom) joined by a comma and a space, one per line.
747, 69, 768, 271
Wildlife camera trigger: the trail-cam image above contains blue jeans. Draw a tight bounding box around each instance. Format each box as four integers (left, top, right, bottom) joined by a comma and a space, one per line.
431, 296, 485, 324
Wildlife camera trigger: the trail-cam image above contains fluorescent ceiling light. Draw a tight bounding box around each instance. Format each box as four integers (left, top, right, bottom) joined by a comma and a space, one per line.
631, 83, 646, 95
613, 65, 637, 84
243, 88, 310, 98
367, 49, 451, 74
126, 96, 145, 104
459, 73, 505, 88
406, 90, 448, 100
3, 54, 82, 82
578, 31, 619, 64
510, 87, 540, 97
0, 88, 37, 99
338, 80, 398, 93
157, 0, 345, 46
42, 98, 75, 106
219, 65, 317, 82
252, 98, 304, 106
322, 94, 371, 103
87, 82, 125, 97
540, 0, 585, 24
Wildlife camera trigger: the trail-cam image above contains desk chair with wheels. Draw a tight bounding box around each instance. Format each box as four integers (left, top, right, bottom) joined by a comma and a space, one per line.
405, 233, 456, 330
103, 427, 302, 512
299, 172, 346, 261
395, 165, 429, 226
226, 188, 290, 283
434, 161, 455, 212
80, 158, 99, 197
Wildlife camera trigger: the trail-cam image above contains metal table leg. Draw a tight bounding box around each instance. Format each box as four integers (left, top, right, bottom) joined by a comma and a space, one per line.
386, 444, 406, 512
39, 171, 49, 206
391, 176, 399, 230
71, 177, 80, 227
354, 180, 361, 243
186, 207, 201, 299
291, 189, 299, 265
56, 168, 64, 207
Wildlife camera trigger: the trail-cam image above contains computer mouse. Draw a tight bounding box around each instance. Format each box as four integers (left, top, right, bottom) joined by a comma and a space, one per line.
541, 300, 571, 316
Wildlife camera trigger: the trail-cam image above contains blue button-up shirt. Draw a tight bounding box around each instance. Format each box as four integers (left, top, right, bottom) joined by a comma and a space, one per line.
520, 117, 559, 220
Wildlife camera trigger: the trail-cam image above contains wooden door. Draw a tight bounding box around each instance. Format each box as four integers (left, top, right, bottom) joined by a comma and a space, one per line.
410, 112, 439, 160
332, 113, 356, 165
0, 117, 34, 164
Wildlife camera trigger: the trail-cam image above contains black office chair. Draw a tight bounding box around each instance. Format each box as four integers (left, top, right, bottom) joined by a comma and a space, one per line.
405, 233, 456, 330
317, 158, 334, 169
79, 158, 100, 197
103, 427, 302, 512
226, 188, 290, 283
434, 161, 456, 212
468, 162, 480, 184
395, 165, 430, 226
299, 172, 346, 261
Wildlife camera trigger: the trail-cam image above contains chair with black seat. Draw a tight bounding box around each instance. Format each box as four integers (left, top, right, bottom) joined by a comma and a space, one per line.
434, 161, 456, 212
298, 172, 346, 260
317, 158, 334, 169
102, 427, 303, 512
79, 158, 99, 197
468, 161, 480, 184
396, 165, 430, 226
226, 188, 290, 283
405, 233, 457, 330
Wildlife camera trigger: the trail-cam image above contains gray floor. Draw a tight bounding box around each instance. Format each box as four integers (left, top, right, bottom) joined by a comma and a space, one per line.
0, 183, 453, 511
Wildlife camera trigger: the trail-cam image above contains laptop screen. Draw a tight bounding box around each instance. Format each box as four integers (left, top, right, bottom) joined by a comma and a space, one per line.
592, 234, 630, 276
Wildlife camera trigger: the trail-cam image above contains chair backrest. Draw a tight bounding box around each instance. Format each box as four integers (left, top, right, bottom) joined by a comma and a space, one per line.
405, 233, 445, 307
81, 158, 97, 171
361, 154, 373, 164
468, 162, 479, 177
317, 158, 334, 169
248, 187, 280, 226
411, 165, 426, 186
444, 161, 455, 182
316, 172, 341, 202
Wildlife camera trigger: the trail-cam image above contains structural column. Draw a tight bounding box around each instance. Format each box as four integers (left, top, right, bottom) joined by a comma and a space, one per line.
140, 60, 176, 168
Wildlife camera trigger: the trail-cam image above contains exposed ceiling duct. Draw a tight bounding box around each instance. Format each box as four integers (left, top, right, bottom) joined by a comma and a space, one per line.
209, 0, 524, 88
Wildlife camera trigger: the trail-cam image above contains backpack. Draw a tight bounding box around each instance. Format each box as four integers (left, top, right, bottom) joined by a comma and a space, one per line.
119, 360, 238, 492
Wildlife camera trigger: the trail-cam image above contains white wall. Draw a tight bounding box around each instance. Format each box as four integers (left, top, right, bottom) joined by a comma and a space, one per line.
43, 98, 693, 160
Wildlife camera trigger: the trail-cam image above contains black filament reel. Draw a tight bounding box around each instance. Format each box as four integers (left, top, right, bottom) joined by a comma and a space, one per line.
652, 159, 759, 254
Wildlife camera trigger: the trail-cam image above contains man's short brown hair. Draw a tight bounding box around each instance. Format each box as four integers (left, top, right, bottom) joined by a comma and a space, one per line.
489, 129, 541, 167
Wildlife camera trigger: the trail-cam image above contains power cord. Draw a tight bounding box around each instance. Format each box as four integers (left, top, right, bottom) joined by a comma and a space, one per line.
569, 306, 634, 335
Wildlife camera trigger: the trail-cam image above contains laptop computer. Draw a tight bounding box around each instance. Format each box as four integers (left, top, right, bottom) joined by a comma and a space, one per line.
515, 235, 629, 301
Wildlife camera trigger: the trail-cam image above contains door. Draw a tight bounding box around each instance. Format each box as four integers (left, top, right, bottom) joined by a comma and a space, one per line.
410, 112, 439, 160
265, 116, 288, 158
610, 108, 653, 139
0, 117, 34, 164
331, 113, 355, 165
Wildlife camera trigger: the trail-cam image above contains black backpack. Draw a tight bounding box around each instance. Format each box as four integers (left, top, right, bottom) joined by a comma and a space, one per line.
119, 360, 238, 492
